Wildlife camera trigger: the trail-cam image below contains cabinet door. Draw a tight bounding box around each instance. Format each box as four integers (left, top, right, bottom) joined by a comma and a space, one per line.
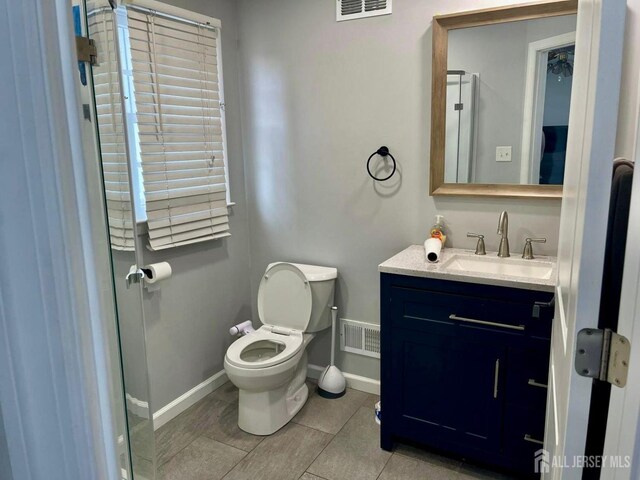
390, 328, 505, 452
390, 328, 459, 438
453, 338, 506, 451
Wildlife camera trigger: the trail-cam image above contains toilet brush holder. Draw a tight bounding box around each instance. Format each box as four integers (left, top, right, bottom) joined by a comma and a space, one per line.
317, 306, 346, 398
318, 365, 346, 398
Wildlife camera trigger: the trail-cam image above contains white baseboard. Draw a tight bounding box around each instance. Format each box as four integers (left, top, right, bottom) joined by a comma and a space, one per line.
307, 364, 380, 395
152, 370, 228, 430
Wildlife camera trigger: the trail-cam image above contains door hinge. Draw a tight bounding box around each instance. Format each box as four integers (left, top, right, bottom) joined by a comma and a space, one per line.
76, 36, 98, 66
575, 328, 631, 387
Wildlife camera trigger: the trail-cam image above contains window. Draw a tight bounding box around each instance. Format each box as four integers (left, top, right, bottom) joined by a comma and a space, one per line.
90, 1, 231, 251
89, 7, 136, 251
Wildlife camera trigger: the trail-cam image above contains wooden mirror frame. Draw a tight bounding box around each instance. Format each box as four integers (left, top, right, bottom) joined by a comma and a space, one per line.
430, 0, 578, 198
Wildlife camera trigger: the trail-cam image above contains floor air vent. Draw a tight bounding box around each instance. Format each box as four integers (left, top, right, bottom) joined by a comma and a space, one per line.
337, 0, 392, 22
340, 319, 381, 358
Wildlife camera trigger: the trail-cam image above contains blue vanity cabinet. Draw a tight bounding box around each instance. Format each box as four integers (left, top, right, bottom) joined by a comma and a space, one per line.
380, 273, 554, 477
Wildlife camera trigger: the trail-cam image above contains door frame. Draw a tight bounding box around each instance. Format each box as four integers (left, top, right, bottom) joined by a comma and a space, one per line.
0, 1, 125, 478
601, 80, 640, 480
520, 31, 576, 185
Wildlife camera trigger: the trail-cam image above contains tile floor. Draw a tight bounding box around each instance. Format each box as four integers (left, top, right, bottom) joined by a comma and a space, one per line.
154, 380, 517, 480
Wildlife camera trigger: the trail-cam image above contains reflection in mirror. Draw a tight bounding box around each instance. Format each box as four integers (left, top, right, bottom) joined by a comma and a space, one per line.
445, 14, 576, 186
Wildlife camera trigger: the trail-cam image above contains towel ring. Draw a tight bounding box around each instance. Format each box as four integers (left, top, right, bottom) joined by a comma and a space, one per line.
367, 146, 397, 182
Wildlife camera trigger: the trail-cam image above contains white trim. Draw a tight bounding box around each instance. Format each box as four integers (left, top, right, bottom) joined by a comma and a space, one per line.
215, 23, 232, 206
520, 32, 576, 184
601, 82, 640, 480
152, 370, 229, 430
127, 0, 221, 28
307, 364, 380, 395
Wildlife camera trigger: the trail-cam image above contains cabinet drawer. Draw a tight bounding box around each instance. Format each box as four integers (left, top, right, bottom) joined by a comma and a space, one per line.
506, 346, 550, 409
504, 405, 547, 474
391, 286, 545, 335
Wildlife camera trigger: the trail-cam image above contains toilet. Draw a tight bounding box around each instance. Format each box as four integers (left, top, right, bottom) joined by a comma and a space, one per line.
224, 262, 337, 435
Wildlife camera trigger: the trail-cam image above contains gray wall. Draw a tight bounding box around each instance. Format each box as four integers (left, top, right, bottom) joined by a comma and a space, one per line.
140, 0, 252, 410
237, 0, 563, 380
448, 15, 576, 184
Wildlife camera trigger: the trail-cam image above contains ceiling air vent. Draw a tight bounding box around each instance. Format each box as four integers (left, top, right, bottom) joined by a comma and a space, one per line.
337, 0, 392, 22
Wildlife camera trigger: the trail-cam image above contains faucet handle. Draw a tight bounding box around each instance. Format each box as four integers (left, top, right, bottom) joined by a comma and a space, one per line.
467, 232, 486, 255
522, 237, 546, 260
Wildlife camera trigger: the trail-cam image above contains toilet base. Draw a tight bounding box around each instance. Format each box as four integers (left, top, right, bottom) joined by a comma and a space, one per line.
237, 354, 309, 435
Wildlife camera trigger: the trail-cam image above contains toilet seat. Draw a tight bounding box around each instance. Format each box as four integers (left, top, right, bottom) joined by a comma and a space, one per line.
225, 326, 304, 370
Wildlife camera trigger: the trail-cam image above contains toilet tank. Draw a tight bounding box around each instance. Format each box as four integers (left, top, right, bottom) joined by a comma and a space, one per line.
267, 262, 337, 332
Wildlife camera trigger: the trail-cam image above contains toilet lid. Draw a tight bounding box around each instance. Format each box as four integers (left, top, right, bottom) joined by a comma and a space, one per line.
258, 263, 312, 331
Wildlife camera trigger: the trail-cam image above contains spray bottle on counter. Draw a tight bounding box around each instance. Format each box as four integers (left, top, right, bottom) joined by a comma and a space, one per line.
424, 215, 447, 263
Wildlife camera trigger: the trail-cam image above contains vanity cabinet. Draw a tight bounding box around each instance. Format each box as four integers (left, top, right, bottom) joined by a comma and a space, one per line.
380, 273, 554, 477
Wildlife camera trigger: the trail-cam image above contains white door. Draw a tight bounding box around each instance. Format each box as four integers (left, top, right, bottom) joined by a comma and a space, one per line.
544, 1, 626, 479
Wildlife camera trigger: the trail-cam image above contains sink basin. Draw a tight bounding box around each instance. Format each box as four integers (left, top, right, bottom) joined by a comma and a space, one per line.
441, 254, 554, 280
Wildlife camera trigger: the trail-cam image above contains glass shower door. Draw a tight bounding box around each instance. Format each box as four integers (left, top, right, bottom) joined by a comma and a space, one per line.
77, 1, 157, 478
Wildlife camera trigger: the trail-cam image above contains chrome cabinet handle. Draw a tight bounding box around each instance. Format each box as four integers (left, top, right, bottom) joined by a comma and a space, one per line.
449, 314, 525, 331
494, 359, 500, 399
528, 379, 548, 389
524, 434, 544, 445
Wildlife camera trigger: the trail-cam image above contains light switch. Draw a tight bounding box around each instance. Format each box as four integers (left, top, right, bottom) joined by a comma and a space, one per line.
496, 146, 512, 162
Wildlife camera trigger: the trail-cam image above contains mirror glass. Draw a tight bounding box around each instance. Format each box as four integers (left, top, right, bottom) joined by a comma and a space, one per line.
445, 14, 577, 186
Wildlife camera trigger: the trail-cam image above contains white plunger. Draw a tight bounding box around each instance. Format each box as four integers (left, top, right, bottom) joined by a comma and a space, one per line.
317, 306, 347, 398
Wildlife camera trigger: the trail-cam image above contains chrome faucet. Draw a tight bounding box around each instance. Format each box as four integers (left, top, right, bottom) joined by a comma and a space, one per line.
497, 211, 510, 258
522, 237, 546, 259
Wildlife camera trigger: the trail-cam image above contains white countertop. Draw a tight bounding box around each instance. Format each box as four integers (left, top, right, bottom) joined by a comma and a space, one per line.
379, 245, 557, 292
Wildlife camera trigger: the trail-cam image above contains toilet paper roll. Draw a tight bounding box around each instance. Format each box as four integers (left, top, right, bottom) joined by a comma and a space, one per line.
143, 262, 172, 285
229, 320, 255, 337
424, 238, 442, 263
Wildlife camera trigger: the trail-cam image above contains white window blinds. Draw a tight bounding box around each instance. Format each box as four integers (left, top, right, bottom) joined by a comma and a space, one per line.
88, 9, 136, 251
127, 7, 230, 250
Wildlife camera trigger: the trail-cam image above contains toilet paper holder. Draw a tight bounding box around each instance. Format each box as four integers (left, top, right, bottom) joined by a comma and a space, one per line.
125, 265, 145, 289
126, 262, 172, 289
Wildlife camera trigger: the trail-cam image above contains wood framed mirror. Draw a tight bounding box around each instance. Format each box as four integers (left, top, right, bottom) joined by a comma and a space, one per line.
430, 0, 578, 198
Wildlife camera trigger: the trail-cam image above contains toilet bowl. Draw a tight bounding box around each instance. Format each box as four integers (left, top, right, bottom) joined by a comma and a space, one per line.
224, 262, 337, 435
